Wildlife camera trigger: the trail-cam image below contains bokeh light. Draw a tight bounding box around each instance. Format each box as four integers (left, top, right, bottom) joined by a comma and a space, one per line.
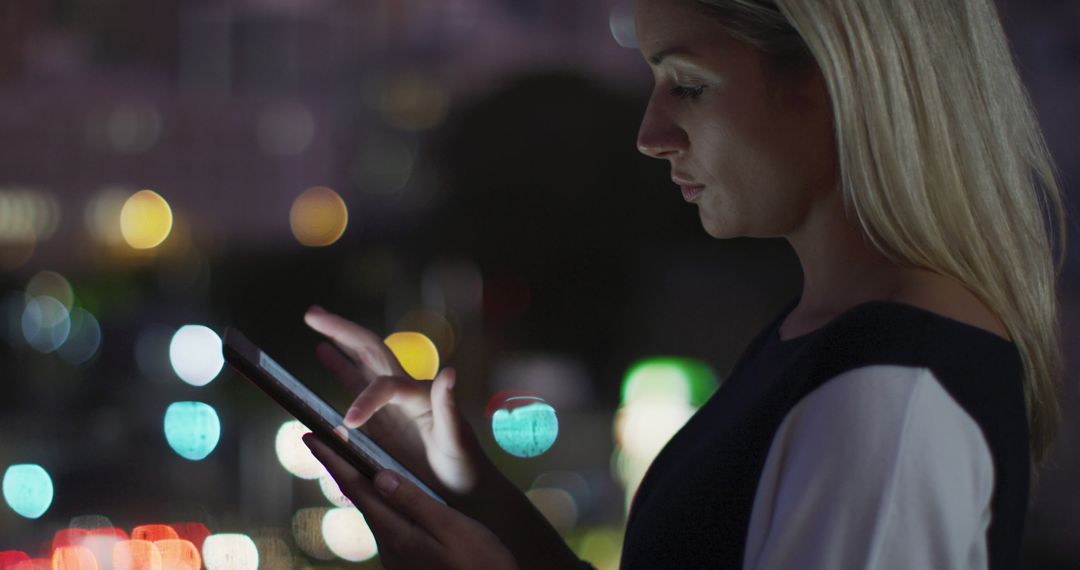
490, 396, 559, 458
2, 464, 54, 519
120, 190, 173, 250
26, 271, 74, 310
51, 546, 97, 570
291, 508, 334, 560
614, 401, 695, 461
275, 420, 326, 480
163, 402, 221, 461
201, 534, 258, 570
0, 552, 30, 569
171, 523, 211, 553
394, 309, 456, 360
526, 488, 578, 533
79, 529, 127, 570
620, 357, 718, 407
289, 187, 348, 247
383, 331, 439, 380
52, 529, 89, 550
113, 540, 161, 570
154, 540, 200, 570
59, 308, 103, 365
84, 187, 131, 246
131, 525, 178, 542
608, 1, 638, 48
91, 101, 162, 154
256, 102, 315, 156
168, 325, 224, 386
317, 475, 353, 508
21, 296, 71, 353
250, 534, 291, 570
372, 72, 448, 131
0, 187, 60, 245
12, 560, 51, 570
321, 508, 378, 562
350, 135, 415, 194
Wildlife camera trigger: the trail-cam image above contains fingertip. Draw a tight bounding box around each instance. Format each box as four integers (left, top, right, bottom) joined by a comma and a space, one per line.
374, 470, 401, 496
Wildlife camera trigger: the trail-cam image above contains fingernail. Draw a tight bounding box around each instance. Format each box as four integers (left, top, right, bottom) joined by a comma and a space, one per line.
333, 425, 349, 442
375, 471, 400, 495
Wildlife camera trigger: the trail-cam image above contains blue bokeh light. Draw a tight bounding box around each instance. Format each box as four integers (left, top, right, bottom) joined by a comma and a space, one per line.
2, 464, 54, 519
164, 401, 221, 460
491, 397, 559, 458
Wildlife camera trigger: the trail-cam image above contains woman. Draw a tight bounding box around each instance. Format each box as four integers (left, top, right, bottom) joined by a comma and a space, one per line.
302, 0, 1066, 567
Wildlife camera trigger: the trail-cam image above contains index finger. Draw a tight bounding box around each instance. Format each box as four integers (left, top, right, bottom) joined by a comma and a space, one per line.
304, 307, 406, 377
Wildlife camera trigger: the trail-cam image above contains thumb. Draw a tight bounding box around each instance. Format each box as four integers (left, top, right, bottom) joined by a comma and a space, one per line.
373, 470, 457, 542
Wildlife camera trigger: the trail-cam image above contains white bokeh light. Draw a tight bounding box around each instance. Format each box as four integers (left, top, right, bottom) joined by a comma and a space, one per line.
202, 534, 258, 570
169, 325, 224, 386
275, 420, 327, 480
318, 474, 353, 508
321, 507, 378, 562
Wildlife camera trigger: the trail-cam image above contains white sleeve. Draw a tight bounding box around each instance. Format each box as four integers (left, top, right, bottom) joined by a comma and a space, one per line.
742, 365, 994, 570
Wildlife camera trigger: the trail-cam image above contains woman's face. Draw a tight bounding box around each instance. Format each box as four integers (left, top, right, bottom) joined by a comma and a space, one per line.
635, 0, 837, 239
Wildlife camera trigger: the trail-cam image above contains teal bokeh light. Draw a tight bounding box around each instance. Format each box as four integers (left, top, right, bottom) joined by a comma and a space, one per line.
164, 401, 221, 460
2, 464, 54, 519
491, 397, 559, 458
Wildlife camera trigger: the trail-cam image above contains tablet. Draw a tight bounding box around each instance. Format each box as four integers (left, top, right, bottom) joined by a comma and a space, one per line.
222, 327, 446, 504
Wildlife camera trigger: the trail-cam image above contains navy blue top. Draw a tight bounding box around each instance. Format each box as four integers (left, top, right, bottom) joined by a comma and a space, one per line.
620, 297, 1028, 569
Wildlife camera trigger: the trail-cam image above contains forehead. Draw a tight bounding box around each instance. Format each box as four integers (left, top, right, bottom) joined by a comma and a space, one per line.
634, 0, 736, 61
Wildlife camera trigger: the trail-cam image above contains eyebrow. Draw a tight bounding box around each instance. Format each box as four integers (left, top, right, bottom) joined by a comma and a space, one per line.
648, 46, 694, 65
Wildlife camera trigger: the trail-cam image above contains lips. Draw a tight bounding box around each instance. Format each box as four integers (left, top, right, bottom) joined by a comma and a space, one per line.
672, 175, 704, 202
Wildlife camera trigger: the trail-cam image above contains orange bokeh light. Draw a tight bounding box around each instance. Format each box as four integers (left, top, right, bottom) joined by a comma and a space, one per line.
112, 541, 161, 570
88, 528, 129, 540
51, 547, 97, 570
52, 530, 89, 552
170, 523, 210, 552
12, 559, 50, 570
130, 526, 177, 543
154, 541, 199, 570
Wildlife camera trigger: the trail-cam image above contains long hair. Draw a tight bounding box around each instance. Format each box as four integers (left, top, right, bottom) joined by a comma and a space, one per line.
695, 0, 1068, 466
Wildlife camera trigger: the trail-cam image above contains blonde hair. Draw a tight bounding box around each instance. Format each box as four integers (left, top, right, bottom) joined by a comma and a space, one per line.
697, 0, 1068, 466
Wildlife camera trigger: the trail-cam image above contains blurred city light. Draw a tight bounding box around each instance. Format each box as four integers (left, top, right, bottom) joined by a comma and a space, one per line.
112, 540, 160, 570
291, 508, 333, 560
120, 190, 173, 250
163, 402, 222, 461
577, 527, 623, 570
21, 295, 71, 353
52, 528, 89, 550
12, 560, 50, 570
350, 135, 415, 194
84, 187, 130, 246
131, 524, 178, 542
201, 534, 258, 570
317, 474, 352, 508
59, 308, 103, 365
79, 530, 126, 570
168, 325, 224, 387
526, 487, 578, 533
321, 507, 378, 562
372, 72, 448, 132
2, 464, 54, 519
256, 102, 315, 156
274, 420, 326, 480
154, 540, 200, 570
620, 357, 718, 407
0, 187, 60, 245
86, 102, 162, 155
51, 546, 97, 570
26, 271, 74, 310
608, 1, 638, 48
394, 309, 456, 359
490, 396, 559, 458
288, 186, 348, 247
250, 535, 291, 570
613, 401, 695, 463
0, 552, 29, 569
383, 331, 439, 380
171, 523, 211, 553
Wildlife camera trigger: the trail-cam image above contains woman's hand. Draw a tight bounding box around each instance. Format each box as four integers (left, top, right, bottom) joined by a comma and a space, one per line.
303, 433, 518, 570
303, 305, 484, 496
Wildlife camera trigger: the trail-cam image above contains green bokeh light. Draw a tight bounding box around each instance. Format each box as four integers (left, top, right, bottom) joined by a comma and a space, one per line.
621, 357, 719, 407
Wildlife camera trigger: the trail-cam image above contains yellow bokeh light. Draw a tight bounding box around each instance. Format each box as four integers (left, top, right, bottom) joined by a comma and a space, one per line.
289, 187, 348, 247
120, 190, 173, 249
383, 331, 439, 380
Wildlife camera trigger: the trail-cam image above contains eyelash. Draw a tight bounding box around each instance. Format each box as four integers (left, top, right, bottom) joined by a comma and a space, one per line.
671, 85, 706, 100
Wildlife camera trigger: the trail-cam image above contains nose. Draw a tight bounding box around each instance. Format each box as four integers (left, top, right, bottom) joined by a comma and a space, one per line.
636, 94, 687, 159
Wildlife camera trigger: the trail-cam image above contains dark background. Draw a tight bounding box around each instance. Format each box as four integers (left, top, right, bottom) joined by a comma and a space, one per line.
0, 0, 1077, 567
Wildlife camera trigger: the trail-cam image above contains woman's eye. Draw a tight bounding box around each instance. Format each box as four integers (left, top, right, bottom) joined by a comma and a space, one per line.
671, 85, 706, 100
